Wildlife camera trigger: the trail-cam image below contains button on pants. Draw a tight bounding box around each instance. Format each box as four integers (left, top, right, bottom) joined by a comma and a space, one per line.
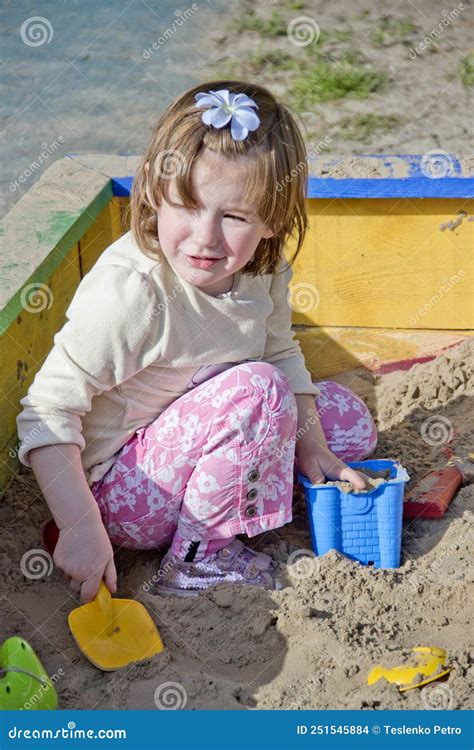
90, 362, 377, 560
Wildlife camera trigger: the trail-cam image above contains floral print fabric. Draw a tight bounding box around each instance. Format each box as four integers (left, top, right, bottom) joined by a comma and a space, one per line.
90, 362, 377, 556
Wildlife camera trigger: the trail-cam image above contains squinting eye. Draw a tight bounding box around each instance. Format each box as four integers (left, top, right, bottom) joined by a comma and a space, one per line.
225, 214, 248, 222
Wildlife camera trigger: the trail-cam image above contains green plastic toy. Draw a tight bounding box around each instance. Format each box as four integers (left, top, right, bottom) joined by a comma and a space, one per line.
0, 637, 58, 710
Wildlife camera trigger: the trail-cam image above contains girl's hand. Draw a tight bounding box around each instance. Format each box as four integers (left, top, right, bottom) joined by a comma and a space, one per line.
53, 516, 117, 604
296, 444, 368, 490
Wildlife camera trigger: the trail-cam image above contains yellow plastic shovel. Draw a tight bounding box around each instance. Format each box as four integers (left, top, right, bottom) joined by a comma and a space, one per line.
367, 646, 451, 692
68, 581, 164, 671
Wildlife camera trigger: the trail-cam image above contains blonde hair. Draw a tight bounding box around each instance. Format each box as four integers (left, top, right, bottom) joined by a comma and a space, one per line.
131, 79, 308, 275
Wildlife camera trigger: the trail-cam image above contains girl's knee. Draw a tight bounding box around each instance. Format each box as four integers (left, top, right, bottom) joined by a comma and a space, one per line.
237, 361, 293, 394
316, 380, 372, 420
315, 379, 378, 460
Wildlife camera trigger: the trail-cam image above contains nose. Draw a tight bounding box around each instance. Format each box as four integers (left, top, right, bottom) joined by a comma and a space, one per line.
192, 212, 218, 250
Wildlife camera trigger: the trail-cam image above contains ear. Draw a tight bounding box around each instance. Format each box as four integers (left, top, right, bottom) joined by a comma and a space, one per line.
261, 225, 275, 240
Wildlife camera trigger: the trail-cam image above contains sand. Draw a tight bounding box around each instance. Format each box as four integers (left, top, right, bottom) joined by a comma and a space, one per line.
1, 339, 472, 710
205, 0, 474, 159
324, 467, 391, 493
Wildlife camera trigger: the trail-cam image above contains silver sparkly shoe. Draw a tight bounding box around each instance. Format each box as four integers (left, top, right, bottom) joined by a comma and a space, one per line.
152, 539, 282, 597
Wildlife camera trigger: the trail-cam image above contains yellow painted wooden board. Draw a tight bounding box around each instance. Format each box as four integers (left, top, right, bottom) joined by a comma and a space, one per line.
116, 196, 131, 233
105, 197, 474, 333
79, 198, 124, 276
296, 326, 473, 378
0, 245, 81, 486
289, 198, 473, 330
1, 197, 127, 490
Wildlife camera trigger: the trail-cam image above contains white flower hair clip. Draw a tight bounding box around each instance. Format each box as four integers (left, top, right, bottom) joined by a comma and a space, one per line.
194, 88, 260, 141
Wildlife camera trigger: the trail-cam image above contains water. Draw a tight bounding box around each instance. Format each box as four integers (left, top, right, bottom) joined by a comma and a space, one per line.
0, 0, 229, 218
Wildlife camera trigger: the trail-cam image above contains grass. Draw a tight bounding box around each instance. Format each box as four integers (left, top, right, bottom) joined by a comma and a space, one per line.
213, 46, 297, 79
220, 9, 390, 112
370, 16, 418, 47
302, 131, 333, 152
246, 48, 297, 72
303, 27, 354, 54
290, 60, 388, 108
327, 28, 354, 44
336, 113, 401, 142
216, 60, 241, 78
459, 54, 474, 87
229, 9, 288, 37
305, 44, 364, 67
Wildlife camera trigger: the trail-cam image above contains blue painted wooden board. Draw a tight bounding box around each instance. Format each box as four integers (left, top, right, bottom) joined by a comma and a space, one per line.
112, 176, 133, 196
305, 178, 473, 198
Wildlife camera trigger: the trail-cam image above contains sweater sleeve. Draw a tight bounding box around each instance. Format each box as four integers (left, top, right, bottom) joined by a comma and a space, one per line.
261, 263, 320, 397
16, 265, 161, 468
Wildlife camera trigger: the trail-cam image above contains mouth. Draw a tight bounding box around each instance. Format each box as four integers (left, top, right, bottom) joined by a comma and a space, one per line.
189, 255, 223, 261
185, 254, 224, 268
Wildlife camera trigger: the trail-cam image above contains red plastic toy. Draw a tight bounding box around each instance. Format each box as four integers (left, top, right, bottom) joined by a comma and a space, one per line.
403, 454, 472, 519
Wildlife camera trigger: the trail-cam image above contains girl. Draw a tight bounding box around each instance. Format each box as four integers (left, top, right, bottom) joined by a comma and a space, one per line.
17, 80, 377, 602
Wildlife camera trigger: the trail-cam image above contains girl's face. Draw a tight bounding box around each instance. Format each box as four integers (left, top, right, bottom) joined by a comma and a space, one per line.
155, 149, 274, 296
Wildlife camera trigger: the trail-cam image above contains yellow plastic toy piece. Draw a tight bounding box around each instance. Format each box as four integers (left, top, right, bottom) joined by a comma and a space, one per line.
367, 646, 451, 692
68, 581, 164, 671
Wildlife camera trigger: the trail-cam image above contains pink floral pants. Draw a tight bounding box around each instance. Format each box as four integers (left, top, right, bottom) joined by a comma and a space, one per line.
90, 362, 377, 561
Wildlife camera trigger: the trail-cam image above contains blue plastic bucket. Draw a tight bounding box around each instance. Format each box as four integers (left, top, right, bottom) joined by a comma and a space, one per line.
297, 459, 410, 568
